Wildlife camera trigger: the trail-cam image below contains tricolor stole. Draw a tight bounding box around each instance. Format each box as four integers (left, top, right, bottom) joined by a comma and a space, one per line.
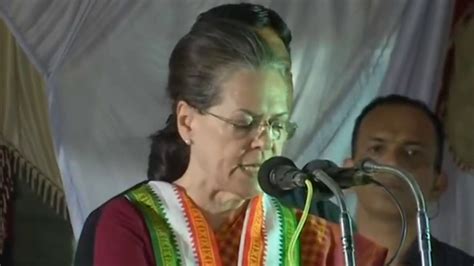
126, 181, 300, 265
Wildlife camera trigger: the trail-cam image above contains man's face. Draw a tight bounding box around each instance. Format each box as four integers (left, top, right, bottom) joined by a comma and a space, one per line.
257, 27, 293, 89
257, 27, 290, 65
351, 104, 445, 217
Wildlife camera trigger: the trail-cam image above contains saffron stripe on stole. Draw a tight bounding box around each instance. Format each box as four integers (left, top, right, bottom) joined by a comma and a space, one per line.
241, 197, 265, 266
176, 188, 222, 266
126, 185, 181, 266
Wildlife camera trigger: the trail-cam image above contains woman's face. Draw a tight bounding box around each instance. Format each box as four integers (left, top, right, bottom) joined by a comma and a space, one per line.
190, 67, 293, 199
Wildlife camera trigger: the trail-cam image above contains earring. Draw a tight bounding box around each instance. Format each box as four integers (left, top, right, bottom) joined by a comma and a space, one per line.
184, 139, 192, 145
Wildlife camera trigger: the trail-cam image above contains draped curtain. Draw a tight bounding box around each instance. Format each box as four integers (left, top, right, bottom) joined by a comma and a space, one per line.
0, 19, 67, 217
0, 17, 69, 261
3, 0, 472, 255
430, 0, 474, 255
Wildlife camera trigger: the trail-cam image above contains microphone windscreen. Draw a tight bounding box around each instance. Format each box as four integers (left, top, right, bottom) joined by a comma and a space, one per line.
258, 156, 295, 197
302, 159, 338, 173
302, 159, 339, 196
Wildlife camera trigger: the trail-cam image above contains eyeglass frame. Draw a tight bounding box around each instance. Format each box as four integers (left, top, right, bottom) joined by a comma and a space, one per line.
198, 109, 297, 141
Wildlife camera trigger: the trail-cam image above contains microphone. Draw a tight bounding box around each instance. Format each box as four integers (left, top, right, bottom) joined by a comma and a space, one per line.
258, 156, 373, 198
302, 159, 373, 190
304, 164, 358, 266
359, 158, 433, 266
259, 157, 365, 265
257, 156, 309, 197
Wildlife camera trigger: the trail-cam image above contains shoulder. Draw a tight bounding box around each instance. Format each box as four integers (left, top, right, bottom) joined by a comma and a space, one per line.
81, 195, 149, 249
91, 181, 151, 230
95, 180, 176, 235
296, 210, 333, 235
91, 189, 157, 265
95, 180, 174, 232
431, 237, 474, 265
75, 182, 151, 266
295, 210, 335, 252
97, 197, 143, 228
77, 181, 149, 238
324, 218, 387, 266
295, 212, 387, 265
279, 188, 341, 223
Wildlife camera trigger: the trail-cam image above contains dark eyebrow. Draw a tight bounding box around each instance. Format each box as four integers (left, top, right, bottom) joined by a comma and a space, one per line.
403, 141, 424, 147
368, 137, 385, 143
368, 137, 425, 147
237, 109, 259, 117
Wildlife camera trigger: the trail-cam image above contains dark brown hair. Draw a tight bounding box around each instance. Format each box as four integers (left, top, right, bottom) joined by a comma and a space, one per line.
147, 18, 288, 182
197, 3, 292, 53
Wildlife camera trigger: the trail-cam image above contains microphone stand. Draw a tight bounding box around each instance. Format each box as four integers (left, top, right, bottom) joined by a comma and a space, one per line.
311, 169, 356, 266
360, 160, 433, 266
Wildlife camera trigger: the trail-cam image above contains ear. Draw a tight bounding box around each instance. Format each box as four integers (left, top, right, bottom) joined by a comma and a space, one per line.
430, 171, 448, 201
343, 157, 355, 168
175, 100, 197, 143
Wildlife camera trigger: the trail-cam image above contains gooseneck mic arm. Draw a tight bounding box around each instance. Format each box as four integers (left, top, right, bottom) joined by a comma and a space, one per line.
360, 159, 432, 266
311, 169, 356, 266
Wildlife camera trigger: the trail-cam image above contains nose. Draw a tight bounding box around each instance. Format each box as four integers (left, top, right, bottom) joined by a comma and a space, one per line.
377, 148, 403, 168
250, 124, 273, 151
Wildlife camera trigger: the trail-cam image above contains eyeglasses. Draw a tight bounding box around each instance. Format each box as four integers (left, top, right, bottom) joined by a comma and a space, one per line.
200, 110, 297, 141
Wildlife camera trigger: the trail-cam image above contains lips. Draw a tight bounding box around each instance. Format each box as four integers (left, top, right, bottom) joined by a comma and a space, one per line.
239, 163, 261, 173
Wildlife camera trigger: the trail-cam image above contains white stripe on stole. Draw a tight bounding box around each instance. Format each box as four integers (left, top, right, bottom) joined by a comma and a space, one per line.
263, 195, 284, 266
148, 181, 197, 265
236, 194, 283, 266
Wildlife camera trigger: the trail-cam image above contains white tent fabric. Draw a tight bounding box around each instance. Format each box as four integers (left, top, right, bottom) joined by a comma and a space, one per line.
2, 0, 472, 255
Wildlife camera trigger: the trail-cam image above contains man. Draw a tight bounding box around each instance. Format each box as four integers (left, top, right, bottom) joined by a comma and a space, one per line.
346, 94, 474, 265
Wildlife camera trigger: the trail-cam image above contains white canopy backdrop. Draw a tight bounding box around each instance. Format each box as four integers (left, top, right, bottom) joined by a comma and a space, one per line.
2, 0, 472, 255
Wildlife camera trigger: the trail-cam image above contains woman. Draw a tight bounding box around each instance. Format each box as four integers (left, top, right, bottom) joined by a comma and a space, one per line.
147, 3, 342, 225
147, 3, 292, 183
76, 17, 386, 266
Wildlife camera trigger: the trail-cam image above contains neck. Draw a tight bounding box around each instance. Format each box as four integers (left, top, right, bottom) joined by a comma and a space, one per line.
356, 205, 418, 265
174, 163, 247, 231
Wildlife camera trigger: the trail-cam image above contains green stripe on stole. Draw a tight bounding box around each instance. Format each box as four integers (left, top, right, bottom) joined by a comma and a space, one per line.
126, 184, 182, 266
274, 198, 301, 266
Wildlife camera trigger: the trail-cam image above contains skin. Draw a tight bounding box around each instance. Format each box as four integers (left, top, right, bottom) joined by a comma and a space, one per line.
171, 27, 293, 230
257, 27, 291, 64
174, 66, 291, 230
345, 104, 447, 264
257, 27, 293, 90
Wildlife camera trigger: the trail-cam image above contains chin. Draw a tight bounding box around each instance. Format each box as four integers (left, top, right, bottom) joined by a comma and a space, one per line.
244, 188, 263, 199
359, 193, 417, 219
357, 189, 401, 216
228, 172, 262, 199
362, 202, 401, 218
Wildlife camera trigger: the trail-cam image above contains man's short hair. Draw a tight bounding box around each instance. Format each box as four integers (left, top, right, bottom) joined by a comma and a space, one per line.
351, 94, 444, 172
